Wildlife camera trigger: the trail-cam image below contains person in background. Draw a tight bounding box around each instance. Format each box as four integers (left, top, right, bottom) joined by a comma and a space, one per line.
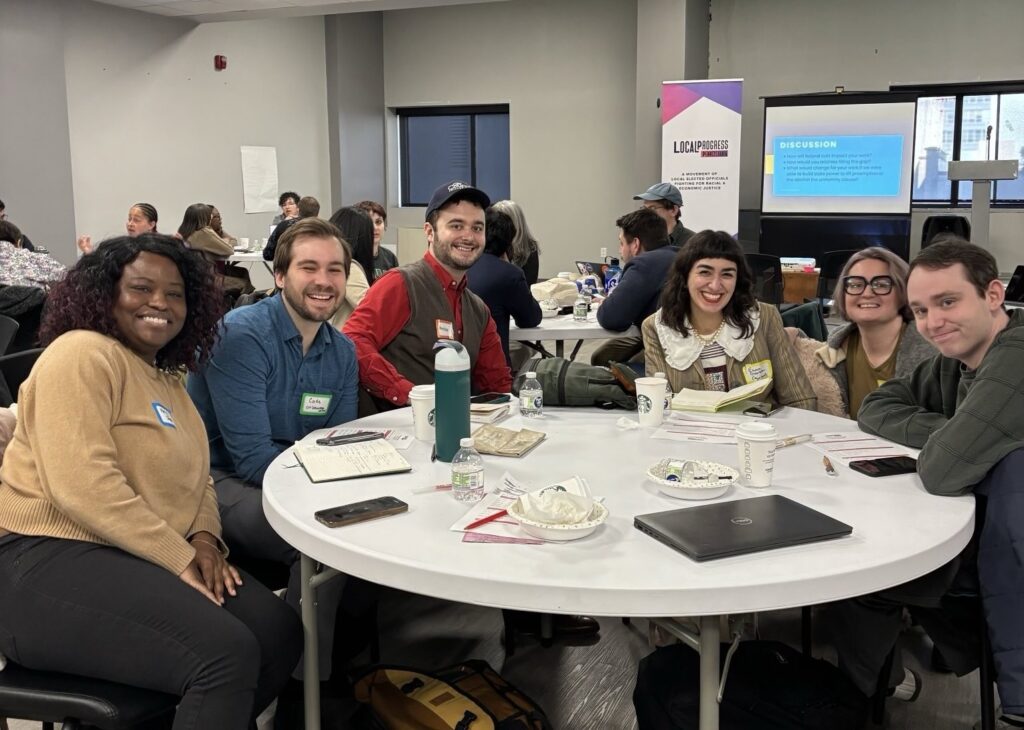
643, 231, 816, 409
0, 221, 66, 289
591, 207, 676, 368
633, 182, 695, 247
467, 208, 542, 365
0, 198, 35, 251
0, 234, 301, 729
356, 200, 398, 279
787, 246, 934, 418
328, 206, 373, 329
832, 239, 1024, 726
209, 205, 237, 247
188, 219, 363, 719
343, 180, 511, 411
263, 196, 319, 262
490, 200, 540, 285
77, 203, 158, 255
177, 203, 234, 263
272, 191, 300, 226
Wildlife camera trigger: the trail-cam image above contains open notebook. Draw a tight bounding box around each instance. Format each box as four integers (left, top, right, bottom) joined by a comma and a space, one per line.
293, 439, 412, 483
671, 379, 773, 413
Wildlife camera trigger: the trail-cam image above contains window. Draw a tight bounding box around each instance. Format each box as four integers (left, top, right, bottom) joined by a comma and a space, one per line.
900, 81, 1024, 206
397, 106, 510, 207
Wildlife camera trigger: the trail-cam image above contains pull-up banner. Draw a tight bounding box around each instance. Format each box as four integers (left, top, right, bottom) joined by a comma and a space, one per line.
661, 79, 743, 235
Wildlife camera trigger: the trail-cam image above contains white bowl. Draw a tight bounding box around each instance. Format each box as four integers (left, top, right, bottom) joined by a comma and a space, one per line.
541, 308, 558, 318
506, 500, 609, 542
646, 459, 737, 501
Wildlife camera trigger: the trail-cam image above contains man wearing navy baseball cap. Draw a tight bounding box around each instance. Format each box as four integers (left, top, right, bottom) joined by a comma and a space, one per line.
343, 180, 511, 410
633, 182, 695, 246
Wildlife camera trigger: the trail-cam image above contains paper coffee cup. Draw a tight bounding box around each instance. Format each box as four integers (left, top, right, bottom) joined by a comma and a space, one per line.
736, 421, 777, 487
408, 384, 436, 442
635, 376, 668, 427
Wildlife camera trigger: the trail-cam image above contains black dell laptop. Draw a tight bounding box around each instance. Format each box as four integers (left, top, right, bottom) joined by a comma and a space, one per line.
634, 495, 853, 562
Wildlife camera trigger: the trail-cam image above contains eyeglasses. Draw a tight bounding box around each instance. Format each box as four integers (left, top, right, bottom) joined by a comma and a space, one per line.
843, 275, 894, 295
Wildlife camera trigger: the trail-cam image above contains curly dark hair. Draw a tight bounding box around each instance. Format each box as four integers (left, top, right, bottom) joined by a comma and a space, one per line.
39, 234, 224, 372
659, 230, 757, 339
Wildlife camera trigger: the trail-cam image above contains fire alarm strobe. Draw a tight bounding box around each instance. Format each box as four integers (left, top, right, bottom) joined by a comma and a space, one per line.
214, 55, 227, 71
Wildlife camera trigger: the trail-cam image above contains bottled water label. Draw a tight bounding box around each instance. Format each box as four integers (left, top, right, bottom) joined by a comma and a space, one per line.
451, 465, 485, 502
520, 389, 543, 417
573, 300, 587, 321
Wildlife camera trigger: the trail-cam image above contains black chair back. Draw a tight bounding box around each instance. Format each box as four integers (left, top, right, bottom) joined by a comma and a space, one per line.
744, 253, 784, 305
816, 249, 862, 304
0, 348, 43, 408
0, 315, 18, 355
921, 215, 971, 247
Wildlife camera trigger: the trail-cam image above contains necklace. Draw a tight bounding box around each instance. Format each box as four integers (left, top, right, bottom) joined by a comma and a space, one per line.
692, 320, 726, 347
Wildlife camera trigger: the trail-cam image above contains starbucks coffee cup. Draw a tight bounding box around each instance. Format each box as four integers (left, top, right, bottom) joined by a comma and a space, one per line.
635, 376, 668, 427
408, 384, 436, 442
736, 421, 778, 487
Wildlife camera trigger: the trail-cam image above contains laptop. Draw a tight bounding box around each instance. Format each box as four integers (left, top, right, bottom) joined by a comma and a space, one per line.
634, 495, 852, 562
575, 261, 610, 286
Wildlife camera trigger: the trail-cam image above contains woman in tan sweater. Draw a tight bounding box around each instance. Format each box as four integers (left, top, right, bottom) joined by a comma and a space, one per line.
0, 235, 300, 730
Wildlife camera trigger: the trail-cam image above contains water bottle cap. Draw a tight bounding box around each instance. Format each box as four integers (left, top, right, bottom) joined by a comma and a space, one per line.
655, 371, 665, 378
525, 371, 537, 378
460, 437, 475, 447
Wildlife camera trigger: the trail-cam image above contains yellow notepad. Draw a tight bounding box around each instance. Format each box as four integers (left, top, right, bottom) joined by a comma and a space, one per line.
293, 440, 412, 483
671, 379, 773, 413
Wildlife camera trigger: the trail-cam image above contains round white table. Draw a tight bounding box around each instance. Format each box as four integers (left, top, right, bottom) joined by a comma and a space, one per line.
263, 407, 974, 730
510, 312, 640, 359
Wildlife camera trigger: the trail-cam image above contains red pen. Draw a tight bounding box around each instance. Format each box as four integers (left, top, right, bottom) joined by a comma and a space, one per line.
464, 508, 509, 531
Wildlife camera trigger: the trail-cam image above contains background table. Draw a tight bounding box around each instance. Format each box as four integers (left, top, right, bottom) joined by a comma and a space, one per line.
510, 312, 640, 360
264, 407, 974, 730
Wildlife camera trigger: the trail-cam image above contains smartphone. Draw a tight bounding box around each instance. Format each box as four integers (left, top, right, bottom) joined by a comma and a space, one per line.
743, 402, 782, 418
849, 455, 918, 477
471, 392, 512, 405
314, 496, 408, 528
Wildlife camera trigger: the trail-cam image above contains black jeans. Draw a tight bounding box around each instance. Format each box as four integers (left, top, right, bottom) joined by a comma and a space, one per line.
0, 536, 302, 730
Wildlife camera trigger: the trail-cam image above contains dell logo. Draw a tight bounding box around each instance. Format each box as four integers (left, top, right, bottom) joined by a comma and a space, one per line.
731, 517, 753, 526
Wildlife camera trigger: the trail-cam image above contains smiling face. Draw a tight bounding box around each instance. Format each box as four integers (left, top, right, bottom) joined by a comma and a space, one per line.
112, 252, 186, 363
686, 257, 737, 318
844, 257, 901, 327
908, 263, 1005, 369
274, 235, 348, 323
426, 200, 485, 274
126, 206, 156, 237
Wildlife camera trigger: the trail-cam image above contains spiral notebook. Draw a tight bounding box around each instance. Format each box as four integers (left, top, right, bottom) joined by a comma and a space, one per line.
293, 440, 412, 483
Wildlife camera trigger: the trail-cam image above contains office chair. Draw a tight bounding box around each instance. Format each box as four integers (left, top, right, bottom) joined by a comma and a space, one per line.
745, 253, 784, 306
816, 250, 861, 309
0, 316, 18, 356
0, 348, 43, 408
921, 215, 971, 247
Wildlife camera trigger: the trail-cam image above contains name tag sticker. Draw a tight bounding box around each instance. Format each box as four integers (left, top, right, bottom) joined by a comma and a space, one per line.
742, 360, 773, 384
436, 319, 455, 340
300, 393, 332, 416
152, 402, 176, 428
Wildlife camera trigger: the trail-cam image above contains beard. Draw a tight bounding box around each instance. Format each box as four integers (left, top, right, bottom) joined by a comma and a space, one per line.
282, 283, 342, 323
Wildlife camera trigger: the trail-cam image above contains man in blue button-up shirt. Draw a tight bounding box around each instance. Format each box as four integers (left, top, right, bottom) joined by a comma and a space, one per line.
188, 218, 364, 686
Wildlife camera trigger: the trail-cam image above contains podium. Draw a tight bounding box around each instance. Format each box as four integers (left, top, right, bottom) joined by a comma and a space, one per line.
947, 160, 1019, 247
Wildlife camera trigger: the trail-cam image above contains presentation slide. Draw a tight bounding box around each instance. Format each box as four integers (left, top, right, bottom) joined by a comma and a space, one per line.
762, 101, 916, 214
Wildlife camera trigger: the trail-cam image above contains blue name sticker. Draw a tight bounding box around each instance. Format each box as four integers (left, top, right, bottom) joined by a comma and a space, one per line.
152, 402, 176, 428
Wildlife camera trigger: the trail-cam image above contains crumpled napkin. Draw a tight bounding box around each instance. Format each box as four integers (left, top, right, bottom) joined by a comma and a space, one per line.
518, 482, 594, 525
616, 416, 640, 430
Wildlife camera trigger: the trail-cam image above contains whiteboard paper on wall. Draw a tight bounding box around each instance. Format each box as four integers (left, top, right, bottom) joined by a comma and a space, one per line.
240, 146, 279, 213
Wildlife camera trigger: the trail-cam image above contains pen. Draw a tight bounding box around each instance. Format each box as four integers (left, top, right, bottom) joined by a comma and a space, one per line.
464, 509, 509, 531
317, 431, 384, 446
823, 456, 837, 477
430, 444, 437, 462
411, 483, 452, 494
777, 434, 812, 448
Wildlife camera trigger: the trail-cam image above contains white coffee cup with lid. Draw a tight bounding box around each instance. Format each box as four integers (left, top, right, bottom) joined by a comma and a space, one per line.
735, 420, 777, 487
408, 384, 436, 442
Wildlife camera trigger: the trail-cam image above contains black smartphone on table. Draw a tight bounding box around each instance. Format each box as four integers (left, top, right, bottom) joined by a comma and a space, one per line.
849, 455, 918, 477
314, 496, 408, 528
471, 392, 512, 405
743, 402, 782, 418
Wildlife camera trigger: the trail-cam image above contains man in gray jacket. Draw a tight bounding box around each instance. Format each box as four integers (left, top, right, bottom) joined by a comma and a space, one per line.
834, 239, 1024, 726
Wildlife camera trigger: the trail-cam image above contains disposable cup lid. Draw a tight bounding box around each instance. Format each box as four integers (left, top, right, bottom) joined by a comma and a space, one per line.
525, 372, 537, 378
736, 421, 777, 440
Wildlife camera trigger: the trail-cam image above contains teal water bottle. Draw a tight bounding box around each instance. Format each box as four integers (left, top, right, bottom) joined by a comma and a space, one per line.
434, 340, 471, 462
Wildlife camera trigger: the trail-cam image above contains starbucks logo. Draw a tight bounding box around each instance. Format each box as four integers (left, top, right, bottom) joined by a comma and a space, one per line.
428, 409, 436, 426
637, 394, 652, 414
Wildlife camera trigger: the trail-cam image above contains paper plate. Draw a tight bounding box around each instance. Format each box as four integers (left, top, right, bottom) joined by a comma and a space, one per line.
506, 500, 609, 542
646, 459, 737, 501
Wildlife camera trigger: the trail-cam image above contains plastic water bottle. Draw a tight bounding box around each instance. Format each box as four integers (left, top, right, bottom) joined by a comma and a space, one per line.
519, 371, 543, 418
451, 437, 485, 503
655, 370, 672, 412
573, 293, 587, 321
434, 341, 470, 462
604, 258, 622, 294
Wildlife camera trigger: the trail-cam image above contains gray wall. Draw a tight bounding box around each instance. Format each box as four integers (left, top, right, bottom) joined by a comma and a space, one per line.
709, 0, 1024, 269
0, 0, 77, 257
381, 0, 640, 272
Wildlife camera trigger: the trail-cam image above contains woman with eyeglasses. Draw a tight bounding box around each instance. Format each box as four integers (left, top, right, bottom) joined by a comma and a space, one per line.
789, 246, 935, 419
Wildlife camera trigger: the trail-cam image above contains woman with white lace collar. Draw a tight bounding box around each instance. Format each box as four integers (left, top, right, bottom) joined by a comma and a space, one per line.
641, 230, 817, 410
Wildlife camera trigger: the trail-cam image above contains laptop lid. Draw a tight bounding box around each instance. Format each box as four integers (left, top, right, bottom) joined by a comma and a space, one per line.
575, 261, 609, 285
634, 495, 852, 562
